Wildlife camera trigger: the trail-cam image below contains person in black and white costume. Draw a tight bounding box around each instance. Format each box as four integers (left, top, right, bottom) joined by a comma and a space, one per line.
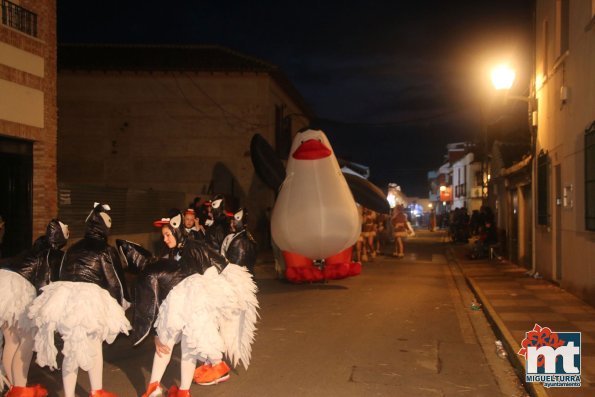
28, 203, 131, 397
220, 208, 258, 274
119, 210, 258, 397
205, 195, 231, 252
0, 219, 69, 397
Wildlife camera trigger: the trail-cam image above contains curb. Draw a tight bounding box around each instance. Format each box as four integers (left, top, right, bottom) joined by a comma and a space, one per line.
447, 248, 549, 397
466, 277, 549, 397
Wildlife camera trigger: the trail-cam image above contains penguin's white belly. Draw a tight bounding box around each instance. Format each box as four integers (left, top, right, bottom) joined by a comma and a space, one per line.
271, 159, 359, 259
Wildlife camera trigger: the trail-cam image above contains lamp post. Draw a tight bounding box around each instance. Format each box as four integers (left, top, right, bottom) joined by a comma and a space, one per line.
481, 65, 518, 205
482, 64, 536, 206
478, 64, 516, 207
489, 63, 538, 274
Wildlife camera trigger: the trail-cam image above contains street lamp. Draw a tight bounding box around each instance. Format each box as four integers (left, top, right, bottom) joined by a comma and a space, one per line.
481, 64, 536, 205
478, 65, 518, 206
491, 64, 516, 90
488, 63, 539, 276
491, 64, 536, 113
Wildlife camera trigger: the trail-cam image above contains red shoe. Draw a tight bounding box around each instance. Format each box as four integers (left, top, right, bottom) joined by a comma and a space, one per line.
167, 386, 191, 397
192, 363, 212, 383
6, 385, 48, 397
89, 390, 118, 397
193, 361, 231, 386
141, 381, 165, 397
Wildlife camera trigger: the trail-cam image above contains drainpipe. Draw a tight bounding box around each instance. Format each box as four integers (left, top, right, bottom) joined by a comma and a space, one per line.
530, 3, 538, 276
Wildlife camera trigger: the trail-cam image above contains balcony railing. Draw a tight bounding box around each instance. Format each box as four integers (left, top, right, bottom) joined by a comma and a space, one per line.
1, 0, 37, 37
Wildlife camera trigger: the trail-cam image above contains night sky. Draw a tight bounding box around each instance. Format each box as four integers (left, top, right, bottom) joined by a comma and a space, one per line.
58, 0, 534, 196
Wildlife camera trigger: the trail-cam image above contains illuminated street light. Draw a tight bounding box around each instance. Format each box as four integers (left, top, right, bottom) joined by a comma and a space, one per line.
479, 64, 519, 205
491, 64, 516, 90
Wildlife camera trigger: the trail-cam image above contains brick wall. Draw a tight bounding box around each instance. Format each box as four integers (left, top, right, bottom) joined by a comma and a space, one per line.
0, 0, 57, 240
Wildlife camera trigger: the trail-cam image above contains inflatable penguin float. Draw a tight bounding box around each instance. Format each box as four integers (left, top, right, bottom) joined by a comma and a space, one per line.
252, 129, 389, 283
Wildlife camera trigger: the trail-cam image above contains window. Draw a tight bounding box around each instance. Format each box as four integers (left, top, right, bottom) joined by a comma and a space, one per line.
586, 122, 595, 231
537, 151, 550, 225
1, 0, 38, 37
556, 0, 569, 57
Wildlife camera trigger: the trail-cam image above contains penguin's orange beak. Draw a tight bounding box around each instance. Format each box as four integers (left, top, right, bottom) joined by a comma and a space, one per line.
292, 139, 332, 160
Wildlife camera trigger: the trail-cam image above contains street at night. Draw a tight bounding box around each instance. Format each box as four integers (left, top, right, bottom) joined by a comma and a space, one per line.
27, 231, 527, 397
2, 1, 595, 396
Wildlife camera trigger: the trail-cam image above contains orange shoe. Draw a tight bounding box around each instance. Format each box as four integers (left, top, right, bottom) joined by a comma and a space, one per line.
141, 381, 165, 397
6, 385, 48, 397
167, 386, 190, 397
89, 390, 118, 397
194, 361, 231, 386
192, 363, 212, 383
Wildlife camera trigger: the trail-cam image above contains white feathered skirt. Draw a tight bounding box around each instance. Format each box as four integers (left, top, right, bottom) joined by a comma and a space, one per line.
0, 269, 37, 390
28, 281, 131, 372
0, 269, 37, 333
155, 264, 259, 369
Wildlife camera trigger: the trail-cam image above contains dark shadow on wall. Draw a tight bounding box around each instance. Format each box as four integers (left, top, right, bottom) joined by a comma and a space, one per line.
247, 172, 275, 253
208, 161, 246, 213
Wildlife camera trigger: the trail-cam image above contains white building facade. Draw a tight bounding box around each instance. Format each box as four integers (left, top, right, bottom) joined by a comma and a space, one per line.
532, 0, 595, 305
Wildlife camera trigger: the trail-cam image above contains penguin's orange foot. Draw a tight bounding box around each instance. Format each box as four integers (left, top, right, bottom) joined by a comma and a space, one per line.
167, 386, 191, 397
141, 381, 165, 397
5, 385, 48, 397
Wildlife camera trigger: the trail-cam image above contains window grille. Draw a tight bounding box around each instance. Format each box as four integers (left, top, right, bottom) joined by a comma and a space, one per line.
1, 0, 37, 37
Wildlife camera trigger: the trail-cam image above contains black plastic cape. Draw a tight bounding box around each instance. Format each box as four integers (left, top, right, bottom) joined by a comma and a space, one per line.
223, 230, 257, 273
1, 219, 68, 294
59, 204, 129, 305
117, 236, 229, 345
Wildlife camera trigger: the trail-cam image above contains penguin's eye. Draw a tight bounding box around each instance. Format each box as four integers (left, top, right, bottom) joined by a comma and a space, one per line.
100, 212, 112, 229
170, 214, 182, 228
212, 199, 222, 209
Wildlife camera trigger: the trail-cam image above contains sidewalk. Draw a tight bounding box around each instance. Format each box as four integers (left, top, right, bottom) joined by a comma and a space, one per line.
447, 240, 595, 397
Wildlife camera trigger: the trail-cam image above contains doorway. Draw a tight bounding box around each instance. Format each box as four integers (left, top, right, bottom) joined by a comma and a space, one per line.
554, 164, 562, 281
0, 136, 33, 257
521, 184, 532, 269
509, 189, 519, 264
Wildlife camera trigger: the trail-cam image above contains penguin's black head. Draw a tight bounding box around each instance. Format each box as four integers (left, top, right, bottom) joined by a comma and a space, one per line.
232, 208, 248, 232
46, 219, 69, 249
84, 202, 112, 240
210, 194, 226, 219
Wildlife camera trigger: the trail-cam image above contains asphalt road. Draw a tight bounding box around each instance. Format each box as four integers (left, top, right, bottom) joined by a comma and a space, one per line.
27, 230, 527, 396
